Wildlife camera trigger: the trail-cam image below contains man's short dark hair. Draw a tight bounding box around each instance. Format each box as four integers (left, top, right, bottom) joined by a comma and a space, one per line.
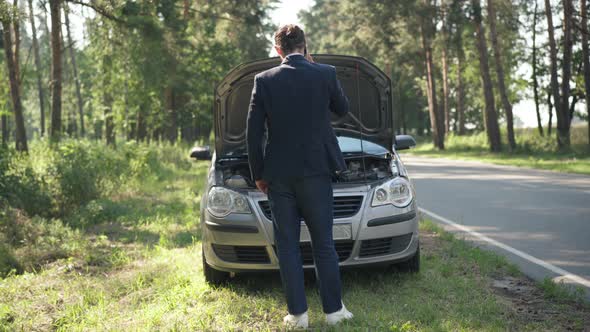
274, 24, 306, 54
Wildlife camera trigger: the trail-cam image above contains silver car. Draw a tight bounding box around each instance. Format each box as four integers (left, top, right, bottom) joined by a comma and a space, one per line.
192, 55, 419, 285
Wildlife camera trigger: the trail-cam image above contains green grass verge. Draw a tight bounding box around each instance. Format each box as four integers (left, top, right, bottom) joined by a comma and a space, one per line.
0, 159, 588, 331
405, 127, 590, 175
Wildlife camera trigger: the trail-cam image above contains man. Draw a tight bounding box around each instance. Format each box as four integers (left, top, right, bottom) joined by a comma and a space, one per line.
247, 24, 354, 328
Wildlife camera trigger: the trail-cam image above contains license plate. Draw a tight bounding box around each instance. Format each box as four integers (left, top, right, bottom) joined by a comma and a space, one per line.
299, 223, 352, 242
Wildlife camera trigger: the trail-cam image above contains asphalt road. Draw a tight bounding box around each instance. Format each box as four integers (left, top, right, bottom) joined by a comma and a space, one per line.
402, 155, 590, 294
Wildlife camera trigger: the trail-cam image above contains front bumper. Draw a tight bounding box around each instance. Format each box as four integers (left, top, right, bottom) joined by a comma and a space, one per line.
202, 188, 419, 273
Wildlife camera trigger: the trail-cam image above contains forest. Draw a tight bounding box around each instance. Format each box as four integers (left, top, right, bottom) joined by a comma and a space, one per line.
0, 0, 589, 153
301, 0, 590, 153
1, 0, 274, 150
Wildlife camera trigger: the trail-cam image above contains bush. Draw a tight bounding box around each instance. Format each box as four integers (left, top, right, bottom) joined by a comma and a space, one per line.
0, 244, 22, 278
0, 147, 52, 217
2, 140, 179, 219
0, 205, 84, 271
416, 126, 589, 156
13, 217, 84, 270
0, 139, 194, 276
68, 199, 130, 228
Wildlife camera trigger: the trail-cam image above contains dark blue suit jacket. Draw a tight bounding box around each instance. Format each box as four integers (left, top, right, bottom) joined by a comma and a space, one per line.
247, 54, 349, 182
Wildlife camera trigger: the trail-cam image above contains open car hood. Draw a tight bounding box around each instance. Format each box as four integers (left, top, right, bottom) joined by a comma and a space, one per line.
214, 54, 393, 157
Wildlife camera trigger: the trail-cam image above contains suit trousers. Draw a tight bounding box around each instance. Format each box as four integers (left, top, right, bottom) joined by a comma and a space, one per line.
268, 175, 343, 315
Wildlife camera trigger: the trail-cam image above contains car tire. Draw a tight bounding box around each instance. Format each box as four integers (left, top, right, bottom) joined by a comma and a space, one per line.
202, 246, 230, 285
399, 243, 420, 273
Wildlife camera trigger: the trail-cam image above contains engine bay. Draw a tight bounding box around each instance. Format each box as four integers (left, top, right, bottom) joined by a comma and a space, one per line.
334, 156, 391, 183
217, 155, 393, 189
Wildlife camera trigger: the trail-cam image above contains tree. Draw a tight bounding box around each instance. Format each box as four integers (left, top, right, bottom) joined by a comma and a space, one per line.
64, 4, 84, 136
547, 91, 554, 136
472, 0, 501, 152
531, 0, 543, 136
441, 0, 451, 134
103, 50, 114, 146
545, 0, 573, 148
49, 0, 62, 142
28, 0, 46, 137
420, 0, 445, 149
580, 0, 590, 147
1, 7, 28, 151
558, 0, 574, 148
448, 0, 467, 135
487, 0, 515, 150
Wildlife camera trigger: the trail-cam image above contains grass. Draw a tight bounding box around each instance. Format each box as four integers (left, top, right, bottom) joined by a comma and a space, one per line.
1, 156, 589, 331
405, 126, 590, 175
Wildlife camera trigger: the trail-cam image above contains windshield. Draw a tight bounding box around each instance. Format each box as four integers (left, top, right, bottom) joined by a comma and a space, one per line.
219, 136, 389, 159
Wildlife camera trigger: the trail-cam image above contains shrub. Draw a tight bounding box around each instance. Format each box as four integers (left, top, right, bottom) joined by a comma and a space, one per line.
13, 217, 84, 270
0, 147, 52, 217
0, 139, 194, 275
67, 199, 130, 228
0, 244, 22, 278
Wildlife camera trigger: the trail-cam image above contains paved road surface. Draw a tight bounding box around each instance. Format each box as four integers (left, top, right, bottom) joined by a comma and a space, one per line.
402, 155, 590, 294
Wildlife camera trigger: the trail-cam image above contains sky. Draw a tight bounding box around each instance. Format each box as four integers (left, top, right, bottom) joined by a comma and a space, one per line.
268, 0, 315, 57
270, 0, 314, 26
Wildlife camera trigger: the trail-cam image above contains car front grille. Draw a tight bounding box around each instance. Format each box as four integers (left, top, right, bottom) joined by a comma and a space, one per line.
258, 196, 363, 220
212, 244, 270, 264
359, 233, 413, 258
273, 241, 354, 265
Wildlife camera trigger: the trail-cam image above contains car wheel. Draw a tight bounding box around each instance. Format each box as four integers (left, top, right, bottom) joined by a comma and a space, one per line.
399, 244, 420, 273
202, 246, 230, 285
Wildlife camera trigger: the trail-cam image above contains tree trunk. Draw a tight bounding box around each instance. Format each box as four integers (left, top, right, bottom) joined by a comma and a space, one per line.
165, 86, 178, 143
545, 0, 561, 142
1, 113, 6, 145
548, 91, 553, 136
558, 0, 574, 148
103, 51, 115, 146
183, 0, 190, 19
531, 0, 543, 136
441, 4, 450, 134
28, 0, 46, 137
456, 29, 466, 135
64, 4, 84, 136
441, 46, 450, 134
12, 0, 20, 84
472, 0, 501, 152
581, 0, 590, 147
1, 21, 28, 152
42, 4, 50, 49
420, 16, 444, 149
124, 73, 129, 139
49, 0, 62, 142
136, 101, 147, 142
487, 0, 515, 150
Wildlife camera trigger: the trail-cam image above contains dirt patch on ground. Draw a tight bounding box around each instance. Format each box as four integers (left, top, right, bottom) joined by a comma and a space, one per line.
421, 229, 590, 331
491, 275, 590, 331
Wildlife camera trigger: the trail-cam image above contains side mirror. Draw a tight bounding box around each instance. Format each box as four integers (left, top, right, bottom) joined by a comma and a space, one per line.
394, 135, 416, 151
190, 146, 212, 160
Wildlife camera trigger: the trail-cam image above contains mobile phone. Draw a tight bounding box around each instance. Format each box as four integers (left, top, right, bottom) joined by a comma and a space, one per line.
304, 47, 307, 56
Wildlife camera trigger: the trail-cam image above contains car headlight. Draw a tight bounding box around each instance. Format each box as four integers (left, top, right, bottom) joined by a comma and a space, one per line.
207, 187, 251, 217
371, 177, 413, 208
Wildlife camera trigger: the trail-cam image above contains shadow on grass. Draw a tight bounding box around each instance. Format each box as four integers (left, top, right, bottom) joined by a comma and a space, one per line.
222, 264, 409, 297
80, 192, 201, 249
